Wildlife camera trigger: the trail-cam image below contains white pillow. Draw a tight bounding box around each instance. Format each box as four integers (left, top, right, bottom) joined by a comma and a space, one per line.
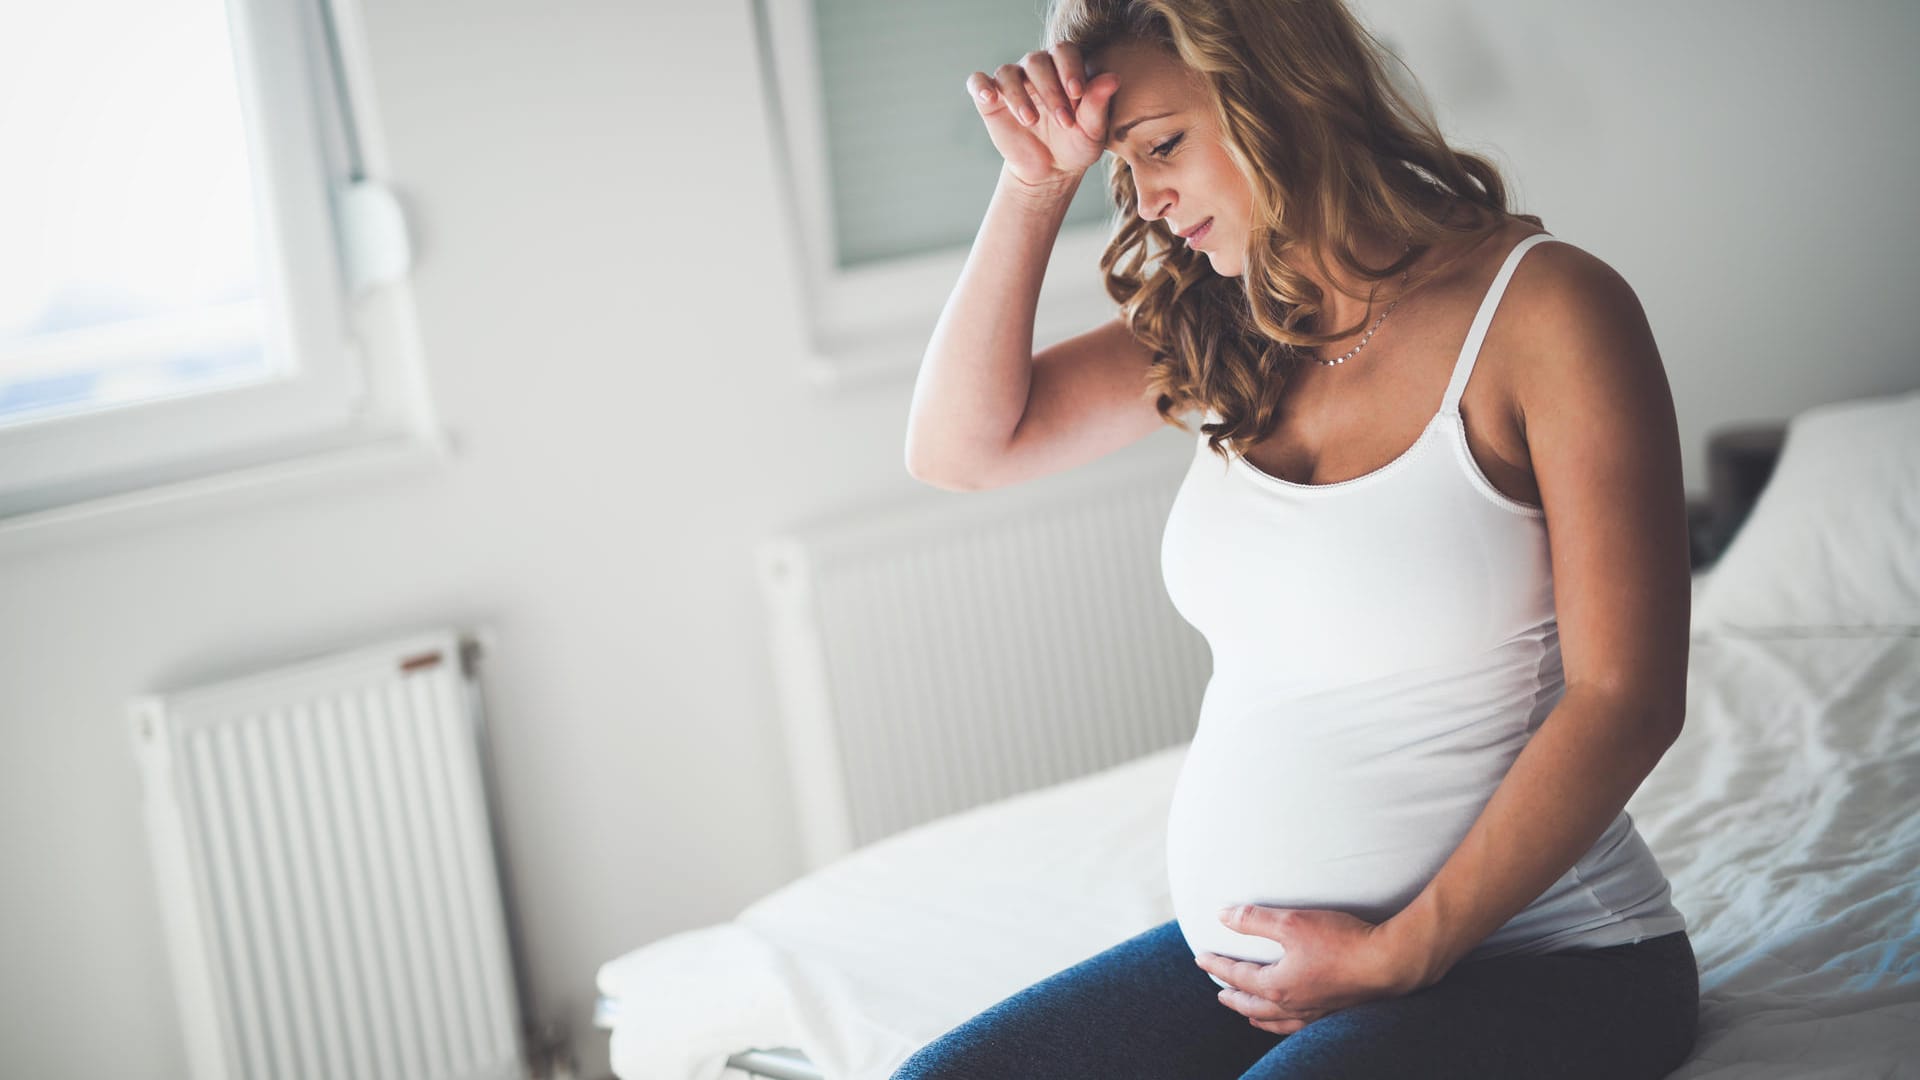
1692, 389, 1920, 632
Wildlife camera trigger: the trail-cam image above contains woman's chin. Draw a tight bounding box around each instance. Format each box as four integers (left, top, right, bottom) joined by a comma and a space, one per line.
1208, 251, 1244, 277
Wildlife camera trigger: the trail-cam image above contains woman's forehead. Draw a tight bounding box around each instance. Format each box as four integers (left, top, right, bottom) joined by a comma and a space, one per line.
1086, 40, 1175, 80
1087, 43, 1201, 107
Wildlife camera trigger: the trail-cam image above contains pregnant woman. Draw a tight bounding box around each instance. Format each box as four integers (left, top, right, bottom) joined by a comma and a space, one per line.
897, 1, 1700, 1078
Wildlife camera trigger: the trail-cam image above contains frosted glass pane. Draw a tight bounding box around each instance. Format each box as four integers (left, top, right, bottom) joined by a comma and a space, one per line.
0, 0, 272, 430
813, 0, 1114, 269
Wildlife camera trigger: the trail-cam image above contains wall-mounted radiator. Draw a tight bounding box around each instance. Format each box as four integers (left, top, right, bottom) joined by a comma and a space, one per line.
130, 627, 525, 1080
754, 451, 1212, 871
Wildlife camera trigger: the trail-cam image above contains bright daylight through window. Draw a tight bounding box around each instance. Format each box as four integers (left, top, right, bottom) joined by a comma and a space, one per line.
0, 0, 272, 430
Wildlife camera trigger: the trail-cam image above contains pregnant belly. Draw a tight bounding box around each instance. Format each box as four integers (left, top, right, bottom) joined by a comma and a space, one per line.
1164, 713, 1517, 984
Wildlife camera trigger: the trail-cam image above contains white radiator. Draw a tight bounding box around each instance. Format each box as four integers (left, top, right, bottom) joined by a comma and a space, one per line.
755, 451, 1212, 871
129, 627, 526, 1080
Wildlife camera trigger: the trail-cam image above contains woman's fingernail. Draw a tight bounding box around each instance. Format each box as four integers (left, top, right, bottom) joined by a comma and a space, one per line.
1056, 107, 1073, 126
977, 88, 991, 102
1068, 78, 1082, 95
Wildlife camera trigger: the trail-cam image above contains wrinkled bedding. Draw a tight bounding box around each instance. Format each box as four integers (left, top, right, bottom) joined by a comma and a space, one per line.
598, 619, 1920, 1079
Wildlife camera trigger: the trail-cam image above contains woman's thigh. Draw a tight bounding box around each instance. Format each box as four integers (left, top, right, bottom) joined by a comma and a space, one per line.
1237, 931, 1702, 1080
888, 918, 1283, 1080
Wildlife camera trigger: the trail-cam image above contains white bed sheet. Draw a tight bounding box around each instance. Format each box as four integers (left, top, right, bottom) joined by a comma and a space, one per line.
599, 611, 1920, 1079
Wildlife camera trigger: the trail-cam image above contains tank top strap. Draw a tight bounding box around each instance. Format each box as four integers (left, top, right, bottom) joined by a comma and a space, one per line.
1440, 231, 1558, 417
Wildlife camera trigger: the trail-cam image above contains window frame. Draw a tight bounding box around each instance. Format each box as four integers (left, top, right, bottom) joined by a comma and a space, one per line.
751, 0, 1120, 388
0, 0, 443, 532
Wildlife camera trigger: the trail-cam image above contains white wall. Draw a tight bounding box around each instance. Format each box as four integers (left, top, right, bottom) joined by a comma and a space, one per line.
1370, 0, 1920, 428
1, 2, 1914, 1077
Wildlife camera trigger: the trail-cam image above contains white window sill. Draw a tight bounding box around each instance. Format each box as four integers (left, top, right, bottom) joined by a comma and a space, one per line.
0, 424, 458, 558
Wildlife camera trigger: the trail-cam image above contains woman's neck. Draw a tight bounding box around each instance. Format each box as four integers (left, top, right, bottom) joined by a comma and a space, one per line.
1305, 233, 1414, 343
1306, 197, 1479, 343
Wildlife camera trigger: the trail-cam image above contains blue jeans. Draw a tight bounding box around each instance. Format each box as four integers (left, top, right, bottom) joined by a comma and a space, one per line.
889, 918, 1699, 1079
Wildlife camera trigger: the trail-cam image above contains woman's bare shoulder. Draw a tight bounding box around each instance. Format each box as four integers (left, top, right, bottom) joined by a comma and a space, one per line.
1492, 226, 1644, 348
1495, 227, 1667, 427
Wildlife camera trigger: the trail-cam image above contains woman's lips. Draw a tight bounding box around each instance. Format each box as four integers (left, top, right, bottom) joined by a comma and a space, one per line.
1184, 218, 1213, 245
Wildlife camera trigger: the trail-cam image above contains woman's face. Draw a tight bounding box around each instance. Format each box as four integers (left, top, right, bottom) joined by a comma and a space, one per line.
1087, 41, 1254, 277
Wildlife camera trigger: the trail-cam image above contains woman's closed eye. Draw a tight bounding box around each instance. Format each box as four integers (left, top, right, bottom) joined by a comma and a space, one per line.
1149, 133, 1184, 159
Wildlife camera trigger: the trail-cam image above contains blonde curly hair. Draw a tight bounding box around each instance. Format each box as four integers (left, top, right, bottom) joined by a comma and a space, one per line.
1042, 0, 1543, 462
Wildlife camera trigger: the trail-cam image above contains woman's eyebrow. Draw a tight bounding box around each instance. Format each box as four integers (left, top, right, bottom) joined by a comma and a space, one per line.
1109, 110, 1177, 146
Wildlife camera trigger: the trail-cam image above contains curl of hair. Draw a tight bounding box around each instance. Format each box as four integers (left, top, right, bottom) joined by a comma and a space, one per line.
1042, 0, 1543, 463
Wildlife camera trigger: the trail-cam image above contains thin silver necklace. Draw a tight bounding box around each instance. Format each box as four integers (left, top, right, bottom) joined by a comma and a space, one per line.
1309, 244, 1413, 366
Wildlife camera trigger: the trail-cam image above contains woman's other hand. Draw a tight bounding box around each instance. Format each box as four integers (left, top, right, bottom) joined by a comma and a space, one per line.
1195, 905, 1425, 1034
965, 44, 1120, 197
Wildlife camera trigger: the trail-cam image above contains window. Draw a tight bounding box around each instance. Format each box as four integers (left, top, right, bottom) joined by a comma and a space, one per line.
0, 0, 438, 533
752, 0, 1122, 387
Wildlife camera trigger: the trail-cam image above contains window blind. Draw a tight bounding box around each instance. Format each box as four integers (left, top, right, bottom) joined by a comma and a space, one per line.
810, 0, 1116, 269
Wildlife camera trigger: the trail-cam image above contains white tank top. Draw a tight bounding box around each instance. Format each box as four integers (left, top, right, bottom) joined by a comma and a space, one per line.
1160, 232, 1687, 985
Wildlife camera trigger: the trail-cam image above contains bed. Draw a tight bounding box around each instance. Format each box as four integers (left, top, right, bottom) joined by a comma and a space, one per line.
596, 389, 1920, 1080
